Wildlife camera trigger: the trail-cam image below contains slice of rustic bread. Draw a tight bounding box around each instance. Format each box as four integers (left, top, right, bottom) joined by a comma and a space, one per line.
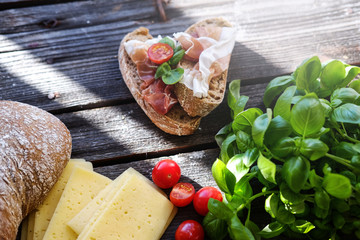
174, 17, 232, 117
118, 27, 201, 136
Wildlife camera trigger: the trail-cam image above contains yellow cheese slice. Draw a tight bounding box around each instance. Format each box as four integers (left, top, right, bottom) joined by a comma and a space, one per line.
33, 159, 92, 240
77, 170, 175, 240
67, 168, 134, 235
42, 166, 111, 240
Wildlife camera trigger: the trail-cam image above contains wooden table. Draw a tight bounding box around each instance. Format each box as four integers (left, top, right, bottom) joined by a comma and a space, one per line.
1, 0, 359, 239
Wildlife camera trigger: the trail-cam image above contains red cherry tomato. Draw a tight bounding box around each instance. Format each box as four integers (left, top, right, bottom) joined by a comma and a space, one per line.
152, 159, 181, 189
170, 182, 195, 207
175, 220, 204, 240
148, 43, 174, 64
193, 186, 223, 216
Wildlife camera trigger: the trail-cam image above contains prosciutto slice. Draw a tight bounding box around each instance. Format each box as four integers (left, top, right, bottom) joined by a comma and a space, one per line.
174, 26, 236, 98
124, 39, 178, 115
142, 79, 178, 115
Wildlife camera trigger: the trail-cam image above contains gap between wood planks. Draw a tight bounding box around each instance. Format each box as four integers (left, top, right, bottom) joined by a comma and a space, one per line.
90, 143, 219, 168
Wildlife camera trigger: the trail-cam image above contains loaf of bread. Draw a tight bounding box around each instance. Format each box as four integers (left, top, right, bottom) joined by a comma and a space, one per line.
0, 101, 72, 240
118, 18, 234, 135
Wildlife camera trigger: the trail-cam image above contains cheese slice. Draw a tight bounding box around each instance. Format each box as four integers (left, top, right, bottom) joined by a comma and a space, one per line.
77, 170, 175, 240
68, 168, 174, 235
67, 168, 134, 235
42, 166, 111, 240
33, 159, 93, 240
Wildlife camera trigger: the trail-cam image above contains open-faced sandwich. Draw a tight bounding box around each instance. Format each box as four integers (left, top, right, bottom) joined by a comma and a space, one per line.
118, 18, 236, 135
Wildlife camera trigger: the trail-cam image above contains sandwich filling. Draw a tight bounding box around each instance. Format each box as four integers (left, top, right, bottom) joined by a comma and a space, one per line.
124, 25, 235, 115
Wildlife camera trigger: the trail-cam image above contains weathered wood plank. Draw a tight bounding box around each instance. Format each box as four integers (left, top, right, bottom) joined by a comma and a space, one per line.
0, 0, 359, 112
52, 80, 264, 161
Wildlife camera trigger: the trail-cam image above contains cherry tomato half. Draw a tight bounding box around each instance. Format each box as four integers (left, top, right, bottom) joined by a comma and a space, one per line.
193, 186, 223, 216
148, 43, 174, 64
175, 220, 204, 240
152, 159, 181, 189
170, 182, 195, 207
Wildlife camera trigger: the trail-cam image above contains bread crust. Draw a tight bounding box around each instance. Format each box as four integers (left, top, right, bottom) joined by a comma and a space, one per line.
118, 27, 201, 136
0, 101, 72, 240
174, 17, 233, 117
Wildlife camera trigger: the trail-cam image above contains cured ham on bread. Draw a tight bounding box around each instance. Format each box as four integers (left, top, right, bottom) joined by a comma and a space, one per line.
118, 18, 235, 135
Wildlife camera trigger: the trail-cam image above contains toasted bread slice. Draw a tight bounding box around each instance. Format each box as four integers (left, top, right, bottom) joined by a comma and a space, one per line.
175, 18, 232, 117
118, 27, 201, 136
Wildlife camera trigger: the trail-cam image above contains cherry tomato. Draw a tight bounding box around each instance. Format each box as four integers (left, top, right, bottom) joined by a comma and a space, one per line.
148, 43, 174, 64
152, 159, 181, 189
170, 182, 195, 207
193, 186, 223, 216
175, 220, 204, 240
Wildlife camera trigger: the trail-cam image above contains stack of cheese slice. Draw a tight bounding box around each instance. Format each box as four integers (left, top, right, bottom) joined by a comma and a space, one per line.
21, 159, 177, 240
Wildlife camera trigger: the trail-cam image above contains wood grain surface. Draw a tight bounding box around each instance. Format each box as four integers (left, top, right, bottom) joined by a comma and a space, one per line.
1, 0, 360, 239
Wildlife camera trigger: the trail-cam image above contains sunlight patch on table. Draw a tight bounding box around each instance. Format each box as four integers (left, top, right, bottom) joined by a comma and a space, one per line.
0, 35, 98, 101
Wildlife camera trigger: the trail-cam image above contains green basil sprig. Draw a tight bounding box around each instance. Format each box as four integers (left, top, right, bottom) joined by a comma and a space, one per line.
206, 57, 360, 240
155, 37, 186, 85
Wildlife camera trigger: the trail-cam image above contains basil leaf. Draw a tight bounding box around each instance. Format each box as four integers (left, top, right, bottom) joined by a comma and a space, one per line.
282, 156, 310, 193
220, 134, 238, 163
227, 154, 250, 182
265, 193, 279, 218
332, 211, 345, 229
252, 109, 272, 147
215, 123, 232, 147
309, 169, 322, 188
228, 79, 241, 107
274, 85, 297, 121
233, 96, 249, 119
263, 75, 294, 107
208, 199, 234, 220
159, 36, 175, 49
290, 93, 325, 137
258, 222, 286, 238
264, 115, 292, 147
323, 173, 352, 199
350, 79, 360, 93
203, 213, 228, 240
235, 130, 254, 152
228, 215, 255, 240
245, 219, 261, 240
299, 138, 329, 161
315, 188, 330, 211
242, 148, 259, 168
162, 68, 184, 85
155, 62, 171, 79
168, 49, 185, 66
332, 198, 350, 213
293, 56, 321, 92
320, 60, 346, 89
279, 183, 305, 206
289, 220, 315, 234
212, 159, 236, 194
330, 87, 359, 107
232, 108, 263, 134
270, 137, 297, 158
331, 103, 360, 124
234, 176, 253, 199
257, 153, 277, 184
340, 65, 360, 87
276, 204, 296, 224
